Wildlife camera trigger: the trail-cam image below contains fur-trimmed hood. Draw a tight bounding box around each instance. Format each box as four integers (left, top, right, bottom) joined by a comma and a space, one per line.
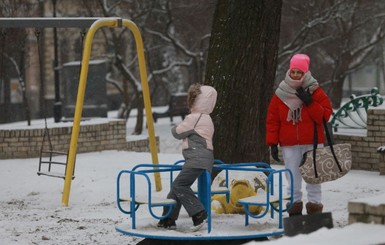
191, 85, 217, 115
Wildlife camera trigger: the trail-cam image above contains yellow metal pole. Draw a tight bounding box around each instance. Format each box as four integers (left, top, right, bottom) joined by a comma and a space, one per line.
62, 18, 119, 207
62, 18, 162, 206
123, 19, 162, 191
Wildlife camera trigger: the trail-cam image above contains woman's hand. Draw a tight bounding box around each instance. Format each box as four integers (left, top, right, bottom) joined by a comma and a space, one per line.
295, 87, 313, 105
271, 144, 280, 162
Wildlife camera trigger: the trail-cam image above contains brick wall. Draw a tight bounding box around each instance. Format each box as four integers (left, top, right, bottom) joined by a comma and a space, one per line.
333, 108, 385, 172
0, 119, 158, 159
348, 193, 385, 225
379, 151, 385, 175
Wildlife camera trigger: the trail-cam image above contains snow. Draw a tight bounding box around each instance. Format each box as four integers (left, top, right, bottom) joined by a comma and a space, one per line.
349, 193, 385, 206
1, 113, 385, 244
249, 223, 385, 245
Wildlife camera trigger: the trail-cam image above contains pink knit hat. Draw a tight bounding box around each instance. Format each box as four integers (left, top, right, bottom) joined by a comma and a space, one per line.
289, 54, 310, 73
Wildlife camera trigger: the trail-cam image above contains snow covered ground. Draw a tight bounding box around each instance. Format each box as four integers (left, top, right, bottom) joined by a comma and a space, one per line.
1, 114, 385, 244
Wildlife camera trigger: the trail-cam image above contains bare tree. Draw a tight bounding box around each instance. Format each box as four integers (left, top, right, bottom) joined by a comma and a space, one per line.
279, 0, 385, 108
205, 0, 283, 167
78, 0, 215, 134
0, 0, 36, 124
144, 1, 215, 86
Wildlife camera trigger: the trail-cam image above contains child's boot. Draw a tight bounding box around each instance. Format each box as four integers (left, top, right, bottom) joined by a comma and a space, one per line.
157, 218, 176, 230
157, 206, 177, 230
190, 210, 207, 231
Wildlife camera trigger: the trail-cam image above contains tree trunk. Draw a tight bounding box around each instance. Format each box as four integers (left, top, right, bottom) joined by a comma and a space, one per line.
205, 0, 283, 165
330, 78, 345, 109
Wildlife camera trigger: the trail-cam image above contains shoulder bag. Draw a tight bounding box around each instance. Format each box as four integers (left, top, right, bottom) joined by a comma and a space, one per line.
299, 119, 352, 184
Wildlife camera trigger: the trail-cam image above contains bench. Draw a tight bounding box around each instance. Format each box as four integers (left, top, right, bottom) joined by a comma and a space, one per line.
215, 165, 293, 228
152, 93, 189, 123
116, 162, 215, 232
330, 87, 383, 132
116, 164, 181, 229
237, 169, 293, 228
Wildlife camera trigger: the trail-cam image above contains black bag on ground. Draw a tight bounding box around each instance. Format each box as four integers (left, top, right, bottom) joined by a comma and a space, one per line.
283, 212, 333, 237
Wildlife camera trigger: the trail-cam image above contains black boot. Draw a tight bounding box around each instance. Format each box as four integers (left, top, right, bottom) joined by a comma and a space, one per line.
157, 206, 177, 230
157, 218, 176, 230
191, 210, 207, 231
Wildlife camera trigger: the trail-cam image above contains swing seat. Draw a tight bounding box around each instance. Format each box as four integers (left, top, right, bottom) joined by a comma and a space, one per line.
37, 170, 73, 179
34, 27, 77, 181
38, 149, 75, 179
37, 135, 75, 179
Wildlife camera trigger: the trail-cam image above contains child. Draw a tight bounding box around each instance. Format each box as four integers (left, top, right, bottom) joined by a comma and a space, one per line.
157, 83, 217, 231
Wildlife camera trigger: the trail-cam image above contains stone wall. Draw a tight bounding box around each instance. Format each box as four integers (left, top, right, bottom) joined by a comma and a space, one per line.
348, 193, 385, 225
333, 108, 385, 172
0, 119, 157, 159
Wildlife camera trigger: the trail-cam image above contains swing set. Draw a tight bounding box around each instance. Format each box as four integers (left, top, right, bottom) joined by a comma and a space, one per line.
0, 17, 161, 206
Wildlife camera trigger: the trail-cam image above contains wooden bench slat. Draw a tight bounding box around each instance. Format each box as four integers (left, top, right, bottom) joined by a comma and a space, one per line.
119, 196, 177, 205
238, 194, 291, 205
191, 186, 229, 194
211, 186, 230, 194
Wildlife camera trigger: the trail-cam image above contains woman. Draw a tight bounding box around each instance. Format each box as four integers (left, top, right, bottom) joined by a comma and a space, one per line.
266, 54, 332, 216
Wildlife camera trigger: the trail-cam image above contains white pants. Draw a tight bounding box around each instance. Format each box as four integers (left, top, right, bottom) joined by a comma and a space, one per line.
281, 144, 322, 204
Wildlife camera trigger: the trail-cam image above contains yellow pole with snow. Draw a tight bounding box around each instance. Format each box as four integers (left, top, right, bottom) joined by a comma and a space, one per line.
62, 18, 161, 207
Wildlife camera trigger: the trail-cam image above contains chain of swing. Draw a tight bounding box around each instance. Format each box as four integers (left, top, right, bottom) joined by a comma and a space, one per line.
36, 28, 86, 180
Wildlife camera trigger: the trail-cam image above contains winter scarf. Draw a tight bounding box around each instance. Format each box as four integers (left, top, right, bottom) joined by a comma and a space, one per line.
275, 71, 319, 124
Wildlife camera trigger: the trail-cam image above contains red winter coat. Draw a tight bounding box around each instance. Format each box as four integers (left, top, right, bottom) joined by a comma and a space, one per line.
266, 87, 332, 147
